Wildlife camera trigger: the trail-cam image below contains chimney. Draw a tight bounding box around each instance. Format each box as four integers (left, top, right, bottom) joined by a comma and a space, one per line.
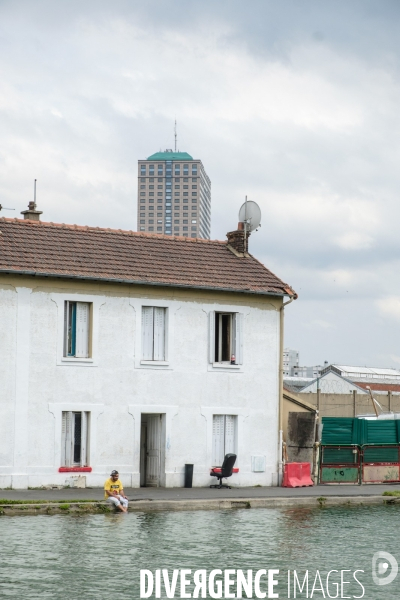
226, 222, 250, 255
21, 201, 42, 221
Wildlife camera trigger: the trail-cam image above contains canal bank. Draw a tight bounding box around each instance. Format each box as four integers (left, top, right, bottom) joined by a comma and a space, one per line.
1, 484, 400, 515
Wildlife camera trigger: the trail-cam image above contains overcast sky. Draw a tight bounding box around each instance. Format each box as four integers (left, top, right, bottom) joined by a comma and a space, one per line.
1, 0, 400, 368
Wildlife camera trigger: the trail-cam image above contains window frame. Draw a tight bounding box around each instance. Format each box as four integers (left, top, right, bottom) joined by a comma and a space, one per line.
212, 414, 237, 466
208, 310, 244, 370
52, 294, 102, 367
61, 410, 90, 467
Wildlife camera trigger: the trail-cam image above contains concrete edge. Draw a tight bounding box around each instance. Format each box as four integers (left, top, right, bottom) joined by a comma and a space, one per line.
0, 495, 391, 516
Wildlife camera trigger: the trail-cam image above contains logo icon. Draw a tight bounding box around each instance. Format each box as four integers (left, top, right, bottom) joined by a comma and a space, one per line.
372, 551, 398, 586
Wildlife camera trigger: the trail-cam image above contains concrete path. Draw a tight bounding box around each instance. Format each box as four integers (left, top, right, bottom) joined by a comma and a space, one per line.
0, 483, 398, 502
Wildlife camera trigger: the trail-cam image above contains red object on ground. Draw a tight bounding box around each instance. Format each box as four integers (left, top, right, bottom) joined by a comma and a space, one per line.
58, 467, 92, 473
210, 467, 239, 474
282, 462, 313, 487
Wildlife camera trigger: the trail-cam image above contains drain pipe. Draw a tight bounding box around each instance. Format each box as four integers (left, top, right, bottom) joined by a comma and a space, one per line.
278, 290, 297, 485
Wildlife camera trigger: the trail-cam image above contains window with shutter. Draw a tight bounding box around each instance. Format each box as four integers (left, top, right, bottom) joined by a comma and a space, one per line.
212, 415, 237, 465
64, 301, 91, 358
141, 307, 167, 361
61, 411, 90, 467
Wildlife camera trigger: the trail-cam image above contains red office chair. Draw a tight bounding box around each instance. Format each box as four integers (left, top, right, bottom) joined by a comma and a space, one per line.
210, 453, 237, 489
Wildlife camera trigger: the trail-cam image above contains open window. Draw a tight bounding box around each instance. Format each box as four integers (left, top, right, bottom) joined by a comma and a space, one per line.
141, 307, 167, 361
63, 301, 91, 358
209, 311, 243, 364
61, 411, 90, 467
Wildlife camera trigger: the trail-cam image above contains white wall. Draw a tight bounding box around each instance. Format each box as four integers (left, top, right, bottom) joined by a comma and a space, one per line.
301, 371, 367, 394
0, 279, 281, 489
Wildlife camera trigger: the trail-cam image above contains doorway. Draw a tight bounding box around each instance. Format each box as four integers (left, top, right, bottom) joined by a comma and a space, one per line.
140, 414, 166, 487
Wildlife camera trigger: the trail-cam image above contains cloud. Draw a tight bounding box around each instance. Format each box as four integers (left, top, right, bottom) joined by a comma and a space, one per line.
376, 297, 400, 322
1, 0, 400, 366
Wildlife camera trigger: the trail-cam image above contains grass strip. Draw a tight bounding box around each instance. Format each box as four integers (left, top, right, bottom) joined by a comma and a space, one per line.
382, 491, 400, 497
0, 499, 99, 505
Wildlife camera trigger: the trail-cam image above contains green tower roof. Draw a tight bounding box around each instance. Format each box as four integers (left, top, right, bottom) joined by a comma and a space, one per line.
147, 151, 193, 161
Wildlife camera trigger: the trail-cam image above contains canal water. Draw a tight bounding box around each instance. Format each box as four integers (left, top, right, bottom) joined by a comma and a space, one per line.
1, 504, 400, 599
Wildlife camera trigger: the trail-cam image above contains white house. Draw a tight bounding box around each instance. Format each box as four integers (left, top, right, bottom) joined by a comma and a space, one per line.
0, 210, 296, 489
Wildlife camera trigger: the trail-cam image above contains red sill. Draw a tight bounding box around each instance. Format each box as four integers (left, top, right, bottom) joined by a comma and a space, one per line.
58, 467, 92, 473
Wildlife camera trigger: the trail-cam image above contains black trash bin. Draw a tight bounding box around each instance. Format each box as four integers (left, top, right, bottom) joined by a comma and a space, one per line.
184, 464, 194, 488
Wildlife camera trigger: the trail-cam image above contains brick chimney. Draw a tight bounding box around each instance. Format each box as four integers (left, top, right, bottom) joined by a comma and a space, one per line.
226, 222, 250, 255
21, 201, 42, 221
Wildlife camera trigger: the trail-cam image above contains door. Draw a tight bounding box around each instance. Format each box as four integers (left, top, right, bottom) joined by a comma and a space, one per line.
146, 415, 162, 487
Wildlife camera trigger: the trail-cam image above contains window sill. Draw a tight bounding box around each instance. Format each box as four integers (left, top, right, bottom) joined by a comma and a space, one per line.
212, 363, 241, 370
61, 357, 93, 363
140, 360, 169, 366
59, 467, 92, 473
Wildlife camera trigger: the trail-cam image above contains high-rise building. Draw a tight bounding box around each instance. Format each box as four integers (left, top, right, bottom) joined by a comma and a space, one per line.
137, 150, 211, 238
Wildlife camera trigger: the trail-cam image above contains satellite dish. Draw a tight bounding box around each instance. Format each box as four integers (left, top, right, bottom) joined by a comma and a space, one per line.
238, 199, 261, 232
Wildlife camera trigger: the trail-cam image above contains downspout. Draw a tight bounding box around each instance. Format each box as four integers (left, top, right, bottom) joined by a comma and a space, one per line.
278, 291, 297, 485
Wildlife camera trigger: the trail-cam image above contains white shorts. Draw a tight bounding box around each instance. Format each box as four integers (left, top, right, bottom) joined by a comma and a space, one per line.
106, 495, 129, 509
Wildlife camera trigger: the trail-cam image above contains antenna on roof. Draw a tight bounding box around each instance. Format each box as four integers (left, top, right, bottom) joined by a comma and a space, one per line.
238, 196, 262, 247
0, 204, 15, 212
34, 179, 37, 204
174, 120, 177, 152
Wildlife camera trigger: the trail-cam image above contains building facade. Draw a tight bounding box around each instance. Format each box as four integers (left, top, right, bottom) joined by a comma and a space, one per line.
137, 150, 211, 239
0, 213, 295, 489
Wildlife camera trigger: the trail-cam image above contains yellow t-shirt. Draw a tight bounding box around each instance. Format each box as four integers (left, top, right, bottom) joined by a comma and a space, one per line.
104, 478, 124, 500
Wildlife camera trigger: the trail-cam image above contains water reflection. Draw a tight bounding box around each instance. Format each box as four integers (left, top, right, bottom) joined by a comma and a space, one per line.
0, 505, 400, 598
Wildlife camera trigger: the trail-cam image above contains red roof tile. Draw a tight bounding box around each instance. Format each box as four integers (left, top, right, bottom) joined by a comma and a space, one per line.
0, 218, 295, 297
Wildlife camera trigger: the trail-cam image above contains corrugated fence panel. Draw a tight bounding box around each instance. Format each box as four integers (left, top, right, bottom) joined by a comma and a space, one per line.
364, 421, 398, 445
321, 418, 356, 445
322, 447, 356, 464
363, 446, 399, 463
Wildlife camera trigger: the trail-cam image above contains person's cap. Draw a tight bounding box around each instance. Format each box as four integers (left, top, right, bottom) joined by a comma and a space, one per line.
110, 470, 119, 476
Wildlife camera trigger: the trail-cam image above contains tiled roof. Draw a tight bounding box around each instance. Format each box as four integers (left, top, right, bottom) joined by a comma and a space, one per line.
0, 218, 295, 297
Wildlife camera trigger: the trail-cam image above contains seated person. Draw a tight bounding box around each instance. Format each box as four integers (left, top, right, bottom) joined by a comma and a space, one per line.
104, 470, 128, 513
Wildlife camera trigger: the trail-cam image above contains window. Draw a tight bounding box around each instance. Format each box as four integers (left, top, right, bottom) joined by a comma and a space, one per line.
192, 192, 197, 196
140, 192, 145, 196
183, 178, 188, 182
140, 185, 145, 189
140, 177, 145, 182
191, 220, 197, 223
174, 226, 179, 231
183, 192, 188, 196
192, 199, 197, 203
174, 219, 180, 223
61, 411, 90, 467
209, 312, 243, 364
183, 226, 188, 231
192, 185, 197, 189
158, 185, 163, 189
64, 301, 91, 358
157, 227, 162, 231
212, 415, 236, 465
149, 227, 154, 231
149, 219, 154, 224
183, 185, 188, 189
174, 199, 180, 203
141, 307, 167, 361
183, 219, 188, 224
140, 213, 145, 217
140, 199, 145, 203
191, 234, 196, 238
191, 226, 197, 231
149, 185, 154, 189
